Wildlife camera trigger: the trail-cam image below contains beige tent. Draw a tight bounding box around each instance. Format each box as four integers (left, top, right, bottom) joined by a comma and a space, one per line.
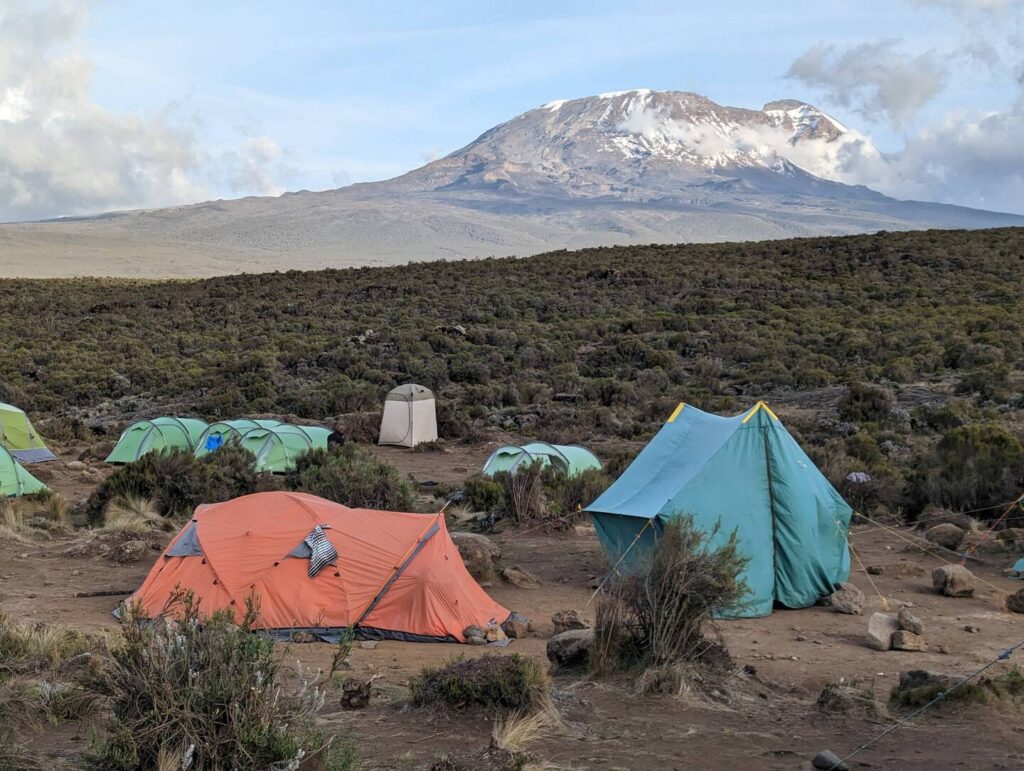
378, 384, 437, 447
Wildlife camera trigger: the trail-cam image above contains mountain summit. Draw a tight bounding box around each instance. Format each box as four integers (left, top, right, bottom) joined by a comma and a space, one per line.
2, 89, 1022, 278
390, 90, 858, 200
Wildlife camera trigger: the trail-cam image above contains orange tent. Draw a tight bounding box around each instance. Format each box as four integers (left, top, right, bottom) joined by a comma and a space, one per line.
127, 491, 510, 643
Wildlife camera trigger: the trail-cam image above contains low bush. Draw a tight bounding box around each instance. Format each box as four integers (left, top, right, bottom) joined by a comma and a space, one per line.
908, 423, 1024, 516
838, 382, 893, 425
286, 444, 414, 510
487, 463, 610, 529
91, 592, 350, 770
592, 516, 748, 677
461, 475, 504, 512
409, 654, 550, 715
85, 446, 275, 525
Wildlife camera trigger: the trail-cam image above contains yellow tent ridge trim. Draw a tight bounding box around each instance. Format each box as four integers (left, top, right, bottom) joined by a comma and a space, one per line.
667, 402, 686, 423
741, 400, 779, 424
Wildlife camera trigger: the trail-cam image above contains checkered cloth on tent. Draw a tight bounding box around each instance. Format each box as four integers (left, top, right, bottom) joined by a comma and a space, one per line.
303, 525, 337, 578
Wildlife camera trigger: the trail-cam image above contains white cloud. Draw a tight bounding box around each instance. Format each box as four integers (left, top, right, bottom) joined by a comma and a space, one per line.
0, 1, 288, 221
786, 42, 947, 128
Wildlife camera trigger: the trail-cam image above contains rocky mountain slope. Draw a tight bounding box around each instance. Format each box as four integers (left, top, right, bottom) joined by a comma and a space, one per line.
2, 90, 1022, 278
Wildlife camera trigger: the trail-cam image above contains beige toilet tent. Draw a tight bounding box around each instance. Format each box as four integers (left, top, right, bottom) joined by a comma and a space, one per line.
378, 384, 437, 447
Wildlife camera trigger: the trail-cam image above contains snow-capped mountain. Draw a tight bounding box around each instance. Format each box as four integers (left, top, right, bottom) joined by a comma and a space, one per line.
386, 90, 872, 200
2, 89, 1022, 278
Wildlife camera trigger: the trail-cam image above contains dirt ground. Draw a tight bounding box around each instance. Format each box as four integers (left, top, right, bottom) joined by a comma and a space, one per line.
4, 439, 1024, 770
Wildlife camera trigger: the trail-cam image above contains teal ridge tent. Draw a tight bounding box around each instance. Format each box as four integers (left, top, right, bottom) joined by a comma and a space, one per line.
194, 420, 333, 473
586, 401, 852, 617
1, 446, 49, 497
481, 442, 601, 478
105, 417, 210, 464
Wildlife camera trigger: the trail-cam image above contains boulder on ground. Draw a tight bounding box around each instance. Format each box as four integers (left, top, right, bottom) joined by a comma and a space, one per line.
485, 621, 507, 642
897, 607, 923, 635
996, 528, 1024, 549
917, 507, 976, 532
829, 583, 865, 615
925, 523, 965, 551
932, 564, 976, 597
450, 532, 501, 582
551, 609, 589, 635
892, 630, 926, 652
109, 539, 148, 564
812, 750, 848, 771
501, 612, 530, 639
1005, 588, 1024, 614
866, 612, 898, 651
501, 565, 541, 589
546, 628, 594, 669
65, 460, 87, 471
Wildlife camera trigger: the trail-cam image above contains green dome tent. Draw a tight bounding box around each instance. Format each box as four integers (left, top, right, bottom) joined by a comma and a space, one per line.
586, 401, 852, 618
1, 446, 49, 497
105, 417, 210, 464
194, 421, 333, 473
482, 442, 602, 478
194, 419, 283, 454
0, 402, 56, 463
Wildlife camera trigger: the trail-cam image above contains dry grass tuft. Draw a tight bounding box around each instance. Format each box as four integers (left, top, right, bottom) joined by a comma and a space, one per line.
490, 705, 561, 753
101, 495, 164, 533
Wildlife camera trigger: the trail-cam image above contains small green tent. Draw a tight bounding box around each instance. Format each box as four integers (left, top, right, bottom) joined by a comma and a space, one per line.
105, 417, 210, 464
586, 401, 852, 618
1, 446, 49, 497
482, 442, 602, 478
194, 421, 332, 473
0, 402, 55, 463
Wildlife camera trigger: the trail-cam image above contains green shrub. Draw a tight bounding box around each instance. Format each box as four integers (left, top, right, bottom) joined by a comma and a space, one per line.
409, 654, 549, 714
286, 444, 414, 510
91, 592, 350, 770
86, 446, 272, 525
592, 516, 748, 675
838, 382, 893, 424
462, 475, 504, 512
908, 423, 1024, 515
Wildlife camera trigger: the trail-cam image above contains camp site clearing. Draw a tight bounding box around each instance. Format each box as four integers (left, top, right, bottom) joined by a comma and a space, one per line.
6, 434, 1023, 770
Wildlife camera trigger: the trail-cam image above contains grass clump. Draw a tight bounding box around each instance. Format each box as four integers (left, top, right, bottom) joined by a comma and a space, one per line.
91, 591, 351, 770
101, 495, 165, 533
85, 446, 275, 525
286, 444, 414, 510
486, 462, 611, 530
891, 667, 1024, 709
410, 654, 550, 715
591, 516, 748, 691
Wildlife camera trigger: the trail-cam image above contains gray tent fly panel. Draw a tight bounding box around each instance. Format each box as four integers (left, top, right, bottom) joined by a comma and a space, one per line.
378, 384, 438, 448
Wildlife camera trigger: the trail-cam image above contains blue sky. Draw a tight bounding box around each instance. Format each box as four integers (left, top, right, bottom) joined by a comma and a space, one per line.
82, 1, 1018, 190
1, 0, 1021, 219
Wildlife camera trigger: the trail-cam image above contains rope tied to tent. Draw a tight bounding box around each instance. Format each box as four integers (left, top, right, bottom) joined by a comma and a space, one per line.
960, 491, 1024, 565
853, 511, 1009, 598
827, 638, 1024, 770
838, 518, 889, 611
584, 517, 655, 609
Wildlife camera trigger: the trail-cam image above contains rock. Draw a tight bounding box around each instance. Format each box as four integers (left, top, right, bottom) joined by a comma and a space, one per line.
551, 609, 589, 635
897, 607, 923, 635
110, 539, 148, 564
290, 631, 316, 643
65, 460, 87, 471
918, 508, 976, 532
866, 612, 898, 651
465, 635, 487, 646
812, 750, 848, 771
932, 564, 976, 597
358, 641, 378, 650
996, 528, 1024, 549
964, 624, 981, 633
892, 630, 926, 651
450, 532, 501, 582
463, 625, 486, 640
829, 583, 865, 615
1006, 588, 1024, 614
866, 565, 884, 575
546, 628, 593, 669
501, 565, 541, 589
501, 612, 530, 639
925, 523, 965, 551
